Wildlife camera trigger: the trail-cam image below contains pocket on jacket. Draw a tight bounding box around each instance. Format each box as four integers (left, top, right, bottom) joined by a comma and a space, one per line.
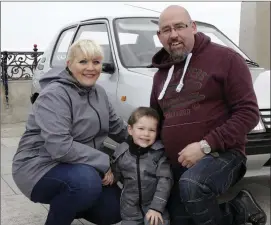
141, 180, 157, 204
120, 197, 140, 218
120, 185, 140, 218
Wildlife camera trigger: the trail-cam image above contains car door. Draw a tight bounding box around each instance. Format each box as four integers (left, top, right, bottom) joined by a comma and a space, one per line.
72, 20, 118, 106
32, 26, 77, 94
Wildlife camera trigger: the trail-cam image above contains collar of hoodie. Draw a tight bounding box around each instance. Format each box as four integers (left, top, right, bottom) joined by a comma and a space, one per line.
158, 53, 192, 100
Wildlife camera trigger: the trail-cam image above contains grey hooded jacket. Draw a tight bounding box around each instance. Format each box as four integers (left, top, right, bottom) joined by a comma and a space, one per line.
111, 140, 173, 221
12, 68, 128, 199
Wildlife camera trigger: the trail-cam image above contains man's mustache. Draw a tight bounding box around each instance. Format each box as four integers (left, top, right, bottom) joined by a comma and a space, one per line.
168, 37, 184, 46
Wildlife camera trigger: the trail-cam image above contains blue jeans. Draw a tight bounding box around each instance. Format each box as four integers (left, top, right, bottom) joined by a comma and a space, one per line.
167, 150, 247, 225
31, 163, 121, 225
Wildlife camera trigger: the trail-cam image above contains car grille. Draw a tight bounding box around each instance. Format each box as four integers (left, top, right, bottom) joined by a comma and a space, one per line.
260, 109, 271, 131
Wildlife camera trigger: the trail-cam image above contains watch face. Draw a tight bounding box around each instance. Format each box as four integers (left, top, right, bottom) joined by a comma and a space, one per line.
204, 147, 211, 154
200, 141, 211, 154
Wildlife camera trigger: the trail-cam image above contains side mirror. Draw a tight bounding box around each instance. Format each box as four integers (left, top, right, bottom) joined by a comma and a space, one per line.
102, 63, 115, 74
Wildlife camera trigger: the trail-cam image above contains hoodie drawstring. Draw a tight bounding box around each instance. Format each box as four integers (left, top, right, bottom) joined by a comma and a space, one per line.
176, 53, 192, 92
158, 53, 193, 100
158, 65, 174, 100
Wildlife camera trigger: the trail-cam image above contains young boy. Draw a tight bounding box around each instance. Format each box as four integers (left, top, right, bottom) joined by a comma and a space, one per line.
107, 107, 173, 225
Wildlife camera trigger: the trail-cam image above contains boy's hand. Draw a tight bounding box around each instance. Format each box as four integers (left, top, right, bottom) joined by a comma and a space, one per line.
146, 209, 163, 225
102, 168, 114, 186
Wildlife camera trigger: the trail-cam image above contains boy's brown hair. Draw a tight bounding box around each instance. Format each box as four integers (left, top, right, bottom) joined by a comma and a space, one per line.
127, 107, 160, 126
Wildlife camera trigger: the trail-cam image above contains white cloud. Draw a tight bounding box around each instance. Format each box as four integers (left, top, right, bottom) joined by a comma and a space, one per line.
1, 2, 241, 51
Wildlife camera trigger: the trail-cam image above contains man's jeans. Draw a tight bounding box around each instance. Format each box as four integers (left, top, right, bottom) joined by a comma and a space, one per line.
167, 150, 247, 225
31, 163, 121, 225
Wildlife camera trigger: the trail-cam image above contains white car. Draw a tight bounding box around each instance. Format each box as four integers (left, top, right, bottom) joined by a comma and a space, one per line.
31, 15, 270, 175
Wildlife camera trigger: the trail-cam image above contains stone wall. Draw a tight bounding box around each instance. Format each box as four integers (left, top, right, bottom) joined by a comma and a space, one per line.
239, 2, 270, 69
1, 80, 32, 124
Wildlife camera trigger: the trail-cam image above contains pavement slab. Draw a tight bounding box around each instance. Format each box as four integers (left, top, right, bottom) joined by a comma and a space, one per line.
1, 177, 16, 196
1, 137, 21, 148
1, 145, 17, 175
1, 194, 48, 225
2, 174, 22, 195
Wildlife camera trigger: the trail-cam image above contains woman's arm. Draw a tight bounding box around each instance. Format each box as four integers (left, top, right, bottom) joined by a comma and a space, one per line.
111, 159, 123, 183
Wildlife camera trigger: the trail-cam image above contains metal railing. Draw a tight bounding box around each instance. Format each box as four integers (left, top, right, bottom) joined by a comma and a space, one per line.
1, 44, 44, 106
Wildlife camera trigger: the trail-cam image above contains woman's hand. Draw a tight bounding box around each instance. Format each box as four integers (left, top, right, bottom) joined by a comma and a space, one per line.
146, 209, 164, 225
102, 168, 114, 186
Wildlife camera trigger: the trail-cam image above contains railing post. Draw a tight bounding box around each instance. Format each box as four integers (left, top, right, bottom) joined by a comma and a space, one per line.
1, 51, 9, 107
33, 44, 38, 70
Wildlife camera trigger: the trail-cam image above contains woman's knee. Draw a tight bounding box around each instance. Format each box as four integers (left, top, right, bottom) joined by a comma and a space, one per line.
32, 163, 103, 204
67, 164, 103, 200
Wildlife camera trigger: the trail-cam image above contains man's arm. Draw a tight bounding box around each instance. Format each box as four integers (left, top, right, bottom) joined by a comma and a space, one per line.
149, 154, 173, 213
204, 52, 260, 151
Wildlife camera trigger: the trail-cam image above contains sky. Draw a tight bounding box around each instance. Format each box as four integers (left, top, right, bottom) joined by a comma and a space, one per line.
1, 2, 242, 51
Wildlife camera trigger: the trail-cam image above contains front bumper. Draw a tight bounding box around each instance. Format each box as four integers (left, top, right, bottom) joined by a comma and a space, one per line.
246, 132, 271, 155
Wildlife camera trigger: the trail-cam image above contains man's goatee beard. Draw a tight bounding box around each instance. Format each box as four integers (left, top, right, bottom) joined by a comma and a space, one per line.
170, 52, 188, 62
170, 54, 187, 62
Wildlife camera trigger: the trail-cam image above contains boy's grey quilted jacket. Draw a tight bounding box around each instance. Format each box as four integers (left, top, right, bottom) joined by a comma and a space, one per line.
111, 140, 173, 221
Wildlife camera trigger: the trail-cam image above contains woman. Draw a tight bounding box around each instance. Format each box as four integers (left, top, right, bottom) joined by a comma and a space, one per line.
12, 39, 128, 225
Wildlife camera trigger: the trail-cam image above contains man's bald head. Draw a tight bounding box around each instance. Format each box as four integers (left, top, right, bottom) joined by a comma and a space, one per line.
159, 5, 192, 28
157, 5, 197, 61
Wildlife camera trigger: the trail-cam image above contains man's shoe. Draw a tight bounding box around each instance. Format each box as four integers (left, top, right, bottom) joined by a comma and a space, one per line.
234, 189, 267, 225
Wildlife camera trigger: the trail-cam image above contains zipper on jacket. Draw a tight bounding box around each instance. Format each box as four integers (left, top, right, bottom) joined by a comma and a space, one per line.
136, 151, 145, 217
87, 94, 101, 149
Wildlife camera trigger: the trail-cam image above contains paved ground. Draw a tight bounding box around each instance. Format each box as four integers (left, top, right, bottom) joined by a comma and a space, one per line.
1, 122, 270, 225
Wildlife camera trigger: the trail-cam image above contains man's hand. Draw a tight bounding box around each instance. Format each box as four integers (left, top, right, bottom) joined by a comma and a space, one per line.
102, 168, 114, 186
178, 142, 205, 168
146, 209, 163, 225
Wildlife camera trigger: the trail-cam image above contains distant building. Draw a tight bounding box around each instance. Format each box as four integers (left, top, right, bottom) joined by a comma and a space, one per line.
239, 2, 270, 69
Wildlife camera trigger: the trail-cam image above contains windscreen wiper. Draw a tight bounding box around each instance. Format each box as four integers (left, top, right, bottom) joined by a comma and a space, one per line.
245, 59, 259, 67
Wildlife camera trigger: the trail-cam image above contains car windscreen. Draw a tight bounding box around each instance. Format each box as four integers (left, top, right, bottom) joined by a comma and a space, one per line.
113, 17, 251, 68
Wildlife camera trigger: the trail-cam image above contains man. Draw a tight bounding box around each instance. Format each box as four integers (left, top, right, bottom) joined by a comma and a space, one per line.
150, 5, 267, 225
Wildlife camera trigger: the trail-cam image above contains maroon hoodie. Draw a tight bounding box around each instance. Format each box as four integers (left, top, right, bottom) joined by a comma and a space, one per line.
150, 32, 260, 165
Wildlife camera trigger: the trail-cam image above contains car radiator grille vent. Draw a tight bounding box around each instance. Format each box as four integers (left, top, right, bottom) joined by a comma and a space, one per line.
260, 109, 271, 131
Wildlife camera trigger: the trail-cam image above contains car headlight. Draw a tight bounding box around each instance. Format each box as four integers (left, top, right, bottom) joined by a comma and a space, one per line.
249, 118, 266, 133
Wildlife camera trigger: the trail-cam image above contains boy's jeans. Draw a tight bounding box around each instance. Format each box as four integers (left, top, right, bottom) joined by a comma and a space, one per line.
167, 150, 247, 225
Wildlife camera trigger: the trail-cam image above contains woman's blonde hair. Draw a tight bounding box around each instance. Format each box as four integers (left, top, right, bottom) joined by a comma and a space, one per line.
66, 39, 104, 63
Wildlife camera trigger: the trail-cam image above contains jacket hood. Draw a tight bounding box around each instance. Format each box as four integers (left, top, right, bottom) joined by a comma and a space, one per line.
39, 67, 94, 95
151, 32, 211, 69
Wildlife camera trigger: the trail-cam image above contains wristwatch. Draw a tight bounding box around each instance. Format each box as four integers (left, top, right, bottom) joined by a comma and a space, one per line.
199, 140, 212, 154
